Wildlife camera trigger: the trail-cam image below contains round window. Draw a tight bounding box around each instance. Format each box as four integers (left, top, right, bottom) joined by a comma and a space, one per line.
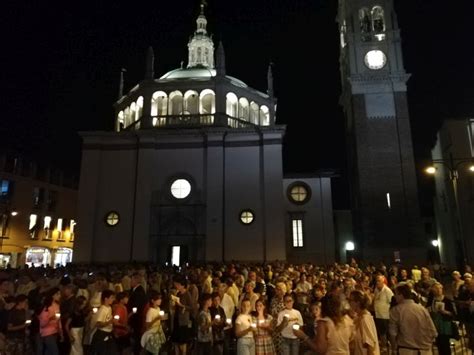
289, 185, 309, 203
171, 179, 192, 199
240, 210, 254, 225
105, 211, 120, 226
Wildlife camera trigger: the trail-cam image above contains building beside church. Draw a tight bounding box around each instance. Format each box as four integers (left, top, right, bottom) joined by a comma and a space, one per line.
0, 154, 77, 268
431, 118, 474, 267
74, 5, 335, 265
338, 0, 425, 263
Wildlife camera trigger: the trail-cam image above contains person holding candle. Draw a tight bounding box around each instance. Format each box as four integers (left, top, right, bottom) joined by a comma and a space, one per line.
349, 290, 380, 355
67, 295, 88, 355
113, 291, 131, 355
38, 287, 63, 355
90, 289, 117, 355
235, 298, 256, 355
277, 294, 303, 355
210, 292, 227, 355
196, 293, 213, 355
141, 291, 166, 355
253, 298, 276, 355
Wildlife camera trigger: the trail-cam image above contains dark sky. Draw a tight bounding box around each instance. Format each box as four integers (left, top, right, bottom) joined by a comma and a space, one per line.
2, 1, 474, 211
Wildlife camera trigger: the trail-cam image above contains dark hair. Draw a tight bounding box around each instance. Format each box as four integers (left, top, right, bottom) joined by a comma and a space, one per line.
73, 296, 87, 314
320, 295, 343, 325
116, 291, 129, 302
149, 291, 162, 305
200, 293, 212, 308
211, 292, 220, 300
173, 275, 188, 287
43, 287, 60, 310
15, 294, 28, 305
101, 289, 115, 302
395, 284, 412, 299
349, 290, 370, 310
254, 298, 268, 317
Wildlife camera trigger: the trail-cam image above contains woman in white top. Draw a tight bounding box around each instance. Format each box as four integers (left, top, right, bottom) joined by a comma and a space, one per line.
235, 299, 257, 355
294, 295, 354, 355
141, 291, 166, 355
349, 290, 380, 355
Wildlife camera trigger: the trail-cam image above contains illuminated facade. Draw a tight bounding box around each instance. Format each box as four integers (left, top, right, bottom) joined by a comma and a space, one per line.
0, 155, 77, 268
75, 5, 335, 264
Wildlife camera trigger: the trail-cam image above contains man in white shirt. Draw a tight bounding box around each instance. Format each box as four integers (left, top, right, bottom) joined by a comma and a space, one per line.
389, 284, 437, 355
277, 294, 304, 355
373, 274, 394, 350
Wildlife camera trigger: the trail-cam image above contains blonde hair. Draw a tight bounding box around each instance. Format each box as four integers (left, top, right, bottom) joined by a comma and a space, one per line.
276, 282, 287, 294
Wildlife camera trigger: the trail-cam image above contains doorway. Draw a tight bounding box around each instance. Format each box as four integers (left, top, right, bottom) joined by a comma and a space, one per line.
168, 245, 189, 266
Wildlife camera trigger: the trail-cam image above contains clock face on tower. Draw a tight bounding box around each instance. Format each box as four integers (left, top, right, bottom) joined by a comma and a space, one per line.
364, 50, 387, 70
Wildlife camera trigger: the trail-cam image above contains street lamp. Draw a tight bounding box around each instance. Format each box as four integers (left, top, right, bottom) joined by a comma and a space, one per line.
425, 155, 474, 267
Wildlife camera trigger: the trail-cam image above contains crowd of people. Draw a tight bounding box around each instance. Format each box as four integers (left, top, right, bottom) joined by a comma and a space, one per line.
0, 260, 473, 355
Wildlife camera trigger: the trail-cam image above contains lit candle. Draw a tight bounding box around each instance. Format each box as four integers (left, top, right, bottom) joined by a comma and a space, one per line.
25, 320, 32, 325
251, 322, 257, 328
226, 318, 232, 325
292, 324, 300, 330
284, 314, 290, 319
92, 307, 98, 314
132, 307, 137, 314
259, 319, 265, 325
159, 310, 165, 317
55, 313, 61, 319
114, 315, 120, 320
215, 314, 221, 320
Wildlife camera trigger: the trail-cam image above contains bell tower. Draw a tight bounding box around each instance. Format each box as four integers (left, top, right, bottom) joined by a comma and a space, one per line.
338, 0, 424, 262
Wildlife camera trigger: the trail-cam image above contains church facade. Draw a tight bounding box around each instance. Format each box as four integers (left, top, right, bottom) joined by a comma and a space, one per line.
74, 5, 335, 265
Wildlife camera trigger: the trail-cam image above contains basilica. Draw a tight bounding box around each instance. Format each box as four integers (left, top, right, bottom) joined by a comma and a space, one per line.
74, 4, 336, 265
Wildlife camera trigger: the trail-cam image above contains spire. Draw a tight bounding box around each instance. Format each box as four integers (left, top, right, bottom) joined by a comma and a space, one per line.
187, 0, 214, 68
267, 62, 274, 98
118, 68, 126, 99
216, 41, 226, 76
145, 46, 154, 80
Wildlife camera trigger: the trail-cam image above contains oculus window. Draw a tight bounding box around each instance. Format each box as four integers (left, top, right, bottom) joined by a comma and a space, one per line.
240, 210, 254, 225
171, 179, 191, 199
288, 183, 311, 204
105, 211, 120, 226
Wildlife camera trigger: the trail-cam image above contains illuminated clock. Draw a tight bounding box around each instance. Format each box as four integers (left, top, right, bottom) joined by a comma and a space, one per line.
364, 50, 387, 70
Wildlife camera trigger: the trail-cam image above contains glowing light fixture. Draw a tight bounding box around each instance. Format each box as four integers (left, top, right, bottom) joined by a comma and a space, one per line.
431, 240, 439, 247
425, 166, 436, 174
345, 241, 355, 251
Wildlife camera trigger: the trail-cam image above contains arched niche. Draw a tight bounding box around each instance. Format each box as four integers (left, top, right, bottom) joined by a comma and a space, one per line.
169, 91, 183, 115
200, 89, 215, 114
184, 90, 199, 115
238, 97, 249, 121
152, 91, 168, 116
260, 105, 270, 126
250, 102, 259, 125
136, 96, 144, 119
359, 7, 371, 35
226, 92, 238, 117
372, 6, 385, 33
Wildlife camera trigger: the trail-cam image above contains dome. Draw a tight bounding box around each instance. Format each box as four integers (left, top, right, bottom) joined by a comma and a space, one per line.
160, 67, 248, 88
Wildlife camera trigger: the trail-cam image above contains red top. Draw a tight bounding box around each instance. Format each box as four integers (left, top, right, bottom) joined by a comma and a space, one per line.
113, 304, 129, 337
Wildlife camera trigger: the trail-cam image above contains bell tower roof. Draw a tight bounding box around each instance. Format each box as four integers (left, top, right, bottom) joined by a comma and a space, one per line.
187, 1, 214, 69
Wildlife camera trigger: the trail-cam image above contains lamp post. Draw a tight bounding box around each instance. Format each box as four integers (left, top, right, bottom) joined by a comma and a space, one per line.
425, 154, 474, 267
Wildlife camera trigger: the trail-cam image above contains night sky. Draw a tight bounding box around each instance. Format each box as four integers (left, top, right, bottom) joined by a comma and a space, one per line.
2, 1, 474, 211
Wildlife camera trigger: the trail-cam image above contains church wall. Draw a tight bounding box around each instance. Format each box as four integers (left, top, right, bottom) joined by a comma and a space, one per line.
283, 177, 335, 264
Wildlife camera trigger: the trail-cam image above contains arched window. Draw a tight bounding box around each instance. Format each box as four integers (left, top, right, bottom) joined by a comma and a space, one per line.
359, 7, 371, 35
117, 111, 124, 131
260, 105, 270, 126
372, 6, 385, 33
197, 47, 202, 63
200, 89, 215, 114
184, 90, 199, 115
238, 98, 249, 121
169, 91, 183, 115
124, 107, 131, 127
136, 96, 144, 120
152, 91, 168, 116
130, 102, 137, 123
250, 102, 259, 125
226, 93, 238, 117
